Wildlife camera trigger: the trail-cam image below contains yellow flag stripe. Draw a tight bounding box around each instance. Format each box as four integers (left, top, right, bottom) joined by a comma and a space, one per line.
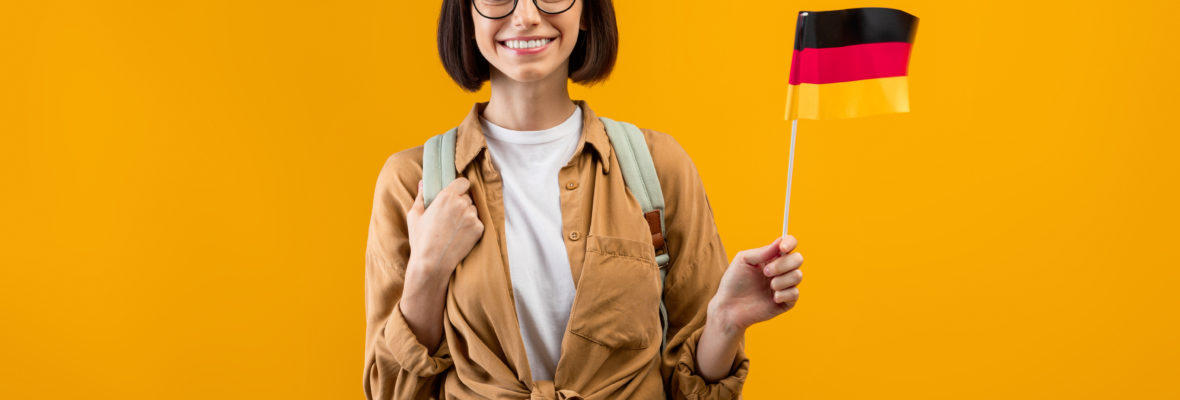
785, 76, 910, 120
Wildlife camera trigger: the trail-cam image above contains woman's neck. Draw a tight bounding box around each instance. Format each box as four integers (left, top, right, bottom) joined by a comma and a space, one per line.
483, 67, 578, 131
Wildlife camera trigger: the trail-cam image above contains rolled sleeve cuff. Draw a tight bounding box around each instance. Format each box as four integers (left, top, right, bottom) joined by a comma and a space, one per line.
384, 299, 454, 377
673, 328, 750, 400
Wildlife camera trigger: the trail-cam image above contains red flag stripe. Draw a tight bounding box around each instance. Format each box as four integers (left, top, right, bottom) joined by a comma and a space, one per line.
788, 42, 912, 85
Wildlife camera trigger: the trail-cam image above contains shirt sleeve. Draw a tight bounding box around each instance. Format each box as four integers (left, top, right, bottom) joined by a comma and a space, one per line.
642, 129, 751, 399
363, 148, 454, 400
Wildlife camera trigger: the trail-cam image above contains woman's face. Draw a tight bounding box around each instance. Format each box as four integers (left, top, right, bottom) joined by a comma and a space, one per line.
472, 0, 584, 84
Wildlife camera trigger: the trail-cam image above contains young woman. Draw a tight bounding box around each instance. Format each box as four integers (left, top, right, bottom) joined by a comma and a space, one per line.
363, 1, 805, 398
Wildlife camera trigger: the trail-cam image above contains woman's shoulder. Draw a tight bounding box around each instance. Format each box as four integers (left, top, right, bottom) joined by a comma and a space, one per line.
634, 127, 687, 160
632, 126, 705, 190
373, 145, 425, 193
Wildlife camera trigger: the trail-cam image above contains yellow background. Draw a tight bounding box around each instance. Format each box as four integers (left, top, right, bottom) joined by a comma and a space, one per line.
3, 0, 1178, 398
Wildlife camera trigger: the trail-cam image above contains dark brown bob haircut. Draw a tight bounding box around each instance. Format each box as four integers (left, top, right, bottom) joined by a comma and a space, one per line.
437, 0, 618, 92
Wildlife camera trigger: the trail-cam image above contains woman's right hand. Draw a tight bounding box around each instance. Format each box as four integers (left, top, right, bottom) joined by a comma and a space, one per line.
406, 177, 484, 289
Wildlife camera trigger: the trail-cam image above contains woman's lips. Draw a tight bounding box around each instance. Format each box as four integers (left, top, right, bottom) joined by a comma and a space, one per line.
498, 37, 556, 55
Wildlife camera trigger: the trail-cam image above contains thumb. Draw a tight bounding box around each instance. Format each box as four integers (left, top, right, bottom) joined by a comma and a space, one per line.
738, 237, 784, 267
410, 180, 425, 215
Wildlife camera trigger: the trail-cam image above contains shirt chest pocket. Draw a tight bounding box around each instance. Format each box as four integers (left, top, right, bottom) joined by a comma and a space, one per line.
566, 234, 661, 350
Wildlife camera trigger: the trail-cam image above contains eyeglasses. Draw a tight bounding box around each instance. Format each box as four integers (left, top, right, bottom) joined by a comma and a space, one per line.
473, 0, 577, 20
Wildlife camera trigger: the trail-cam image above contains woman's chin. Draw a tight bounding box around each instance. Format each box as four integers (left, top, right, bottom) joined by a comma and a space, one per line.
495, 64, 565, 85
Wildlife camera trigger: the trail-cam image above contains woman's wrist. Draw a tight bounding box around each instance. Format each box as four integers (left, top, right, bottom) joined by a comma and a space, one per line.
406, 255, 449, 294
696, 298, 746, 382
403, 255, 451, 318
706, 298, 748, 340
400, 255, 450, 353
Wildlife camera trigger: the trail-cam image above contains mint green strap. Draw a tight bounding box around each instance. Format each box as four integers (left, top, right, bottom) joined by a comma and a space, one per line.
422, 128, 457, 209
600, 117, 668, 266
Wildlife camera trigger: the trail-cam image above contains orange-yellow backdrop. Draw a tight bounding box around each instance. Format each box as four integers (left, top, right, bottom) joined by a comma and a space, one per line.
3, 0, 1178, 398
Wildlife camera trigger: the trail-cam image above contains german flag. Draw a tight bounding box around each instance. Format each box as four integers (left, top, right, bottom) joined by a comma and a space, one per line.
785, 7, 918, 120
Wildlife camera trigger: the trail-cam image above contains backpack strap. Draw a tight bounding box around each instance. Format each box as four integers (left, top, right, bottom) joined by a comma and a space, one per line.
421, 127, 458, 209
599, 116, 672, 355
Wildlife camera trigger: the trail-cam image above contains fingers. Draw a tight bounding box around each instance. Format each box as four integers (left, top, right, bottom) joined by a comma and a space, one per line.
779, 235, 798, 254
738, 236, 784, 267
443, 177, 471, 196
770, 268, 803, 291
738, 235, 802, 267
437, 177, 474, 207
765, 235, 803, 304
467, 206, 484, 231
410, 180, 425, 215
763, 252, 803, 277
773, 287, 800, 304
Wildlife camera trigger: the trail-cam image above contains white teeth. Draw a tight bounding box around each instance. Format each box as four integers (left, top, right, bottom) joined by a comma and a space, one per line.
505, 38, 550, 49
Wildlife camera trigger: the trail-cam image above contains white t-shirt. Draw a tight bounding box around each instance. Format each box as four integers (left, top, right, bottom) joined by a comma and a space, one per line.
480, 106, 583, 381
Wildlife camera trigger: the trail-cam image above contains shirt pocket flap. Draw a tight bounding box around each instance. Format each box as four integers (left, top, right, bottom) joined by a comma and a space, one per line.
567, 234, 661, 350
583, 233, 656, 263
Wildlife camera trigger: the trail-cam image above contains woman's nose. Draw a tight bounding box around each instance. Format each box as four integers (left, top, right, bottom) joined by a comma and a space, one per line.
509, 0, 542, 28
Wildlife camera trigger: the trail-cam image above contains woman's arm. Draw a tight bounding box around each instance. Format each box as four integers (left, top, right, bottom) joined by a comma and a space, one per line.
400, 178, 483, 352
363, 151, 482, 400
696, 304, 746, 382
642, 128, 750, 399
698, 236, 805, 381
399, 256, 450, 353
643, 127, 806, 397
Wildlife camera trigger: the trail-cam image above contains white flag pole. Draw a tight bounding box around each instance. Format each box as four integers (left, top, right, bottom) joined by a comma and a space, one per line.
782, 119, 798, 238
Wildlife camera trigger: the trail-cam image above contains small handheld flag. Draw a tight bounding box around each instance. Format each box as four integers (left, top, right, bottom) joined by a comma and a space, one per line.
781, 7, 918, 236
786, 7, 919, 120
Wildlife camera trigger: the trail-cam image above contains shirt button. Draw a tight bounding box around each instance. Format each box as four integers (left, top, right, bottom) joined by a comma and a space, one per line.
568, 231, 581, 241
565, 181, 578, 190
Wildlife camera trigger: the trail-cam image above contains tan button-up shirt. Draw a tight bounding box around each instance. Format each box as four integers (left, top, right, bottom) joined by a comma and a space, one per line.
364, 101, 749, 399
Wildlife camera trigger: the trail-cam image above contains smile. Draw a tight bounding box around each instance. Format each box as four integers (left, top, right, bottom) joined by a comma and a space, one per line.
499, 37, 556, 53
503, 38, 551, 49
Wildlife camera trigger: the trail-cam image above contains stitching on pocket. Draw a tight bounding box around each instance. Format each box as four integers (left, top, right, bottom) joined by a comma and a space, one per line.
584, 249, 654, 263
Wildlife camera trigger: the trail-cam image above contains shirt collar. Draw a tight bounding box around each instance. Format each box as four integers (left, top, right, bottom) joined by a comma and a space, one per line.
454, 100, 613, 174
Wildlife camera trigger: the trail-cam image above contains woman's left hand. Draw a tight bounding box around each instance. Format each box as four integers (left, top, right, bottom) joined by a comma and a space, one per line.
708, 235, 805, 332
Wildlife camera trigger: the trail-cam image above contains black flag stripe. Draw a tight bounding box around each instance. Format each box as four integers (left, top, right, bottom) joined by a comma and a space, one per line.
794, 7, 918, 51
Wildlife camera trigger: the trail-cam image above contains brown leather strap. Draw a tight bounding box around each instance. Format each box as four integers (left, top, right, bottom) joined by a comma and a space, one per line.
644, 210, 668, 260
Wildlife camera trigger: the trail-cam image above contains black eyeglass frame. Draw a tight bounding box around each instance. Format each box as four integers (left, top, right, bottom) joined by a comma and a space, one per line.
472, 0, 578, 20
